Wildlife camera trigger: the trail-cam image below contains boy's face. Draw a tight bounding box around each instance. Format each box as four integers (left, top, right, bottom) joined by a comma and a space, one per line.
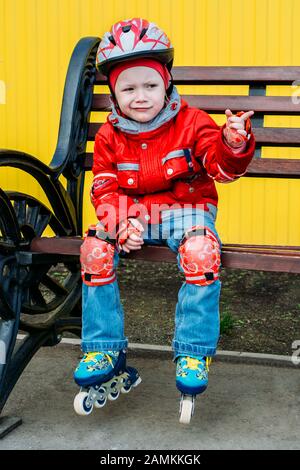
114, 66, 166, 123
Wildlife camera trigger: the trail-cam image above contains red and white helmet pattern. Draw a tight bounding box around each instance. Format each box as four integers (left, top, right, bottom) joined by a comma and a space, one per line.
96, 18, 174, 76
179, 226, 221, 286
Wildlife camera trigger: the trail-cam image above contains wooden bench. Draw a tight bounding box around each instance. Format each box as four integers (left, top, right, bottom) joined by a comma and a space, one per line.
0, 36, 300, 432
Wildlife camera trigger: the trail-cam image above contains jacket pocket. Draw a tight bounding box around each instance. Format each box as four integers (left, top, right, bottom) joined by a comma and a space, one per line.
117, 163, 139, 189
162, 148, 200, 180
172, 175, 203, 202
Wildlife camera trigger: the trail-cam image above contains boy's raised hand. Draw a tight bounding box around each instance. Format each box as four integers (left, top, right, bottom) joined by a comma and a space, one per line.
223, 109, 254, 149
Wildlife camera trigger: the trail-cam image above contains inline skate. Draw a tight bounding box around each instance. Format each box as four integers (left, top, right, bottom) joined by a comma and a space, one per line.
176, 355, 212, 424
73, 349, 141, 416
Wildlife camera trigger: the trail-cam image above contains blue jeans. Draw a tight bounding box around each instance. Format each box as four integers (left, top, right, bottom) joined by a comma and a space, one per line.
81, 204, 222, 359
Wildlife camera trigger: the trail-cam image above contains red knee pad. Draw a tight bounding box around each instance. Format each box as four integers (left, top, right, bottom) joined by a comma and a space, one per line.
178, 226, 221, 286
80, 225, 116, 286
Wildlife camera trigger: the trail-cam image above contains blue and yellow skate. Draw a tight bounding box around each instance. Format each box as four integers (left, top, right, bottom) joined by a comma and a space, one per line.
176, 355, 212, 424
74, 350, 120, 387
73, 350, 141, 416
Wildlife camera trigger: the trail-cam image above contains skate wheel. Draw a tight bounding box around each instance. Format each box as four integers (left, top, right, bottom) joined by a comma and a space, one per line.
121, 374, 142, 393
94, 388, 107, 408
179, 395, 194, 424
74, 391, 94, 416
108, 390, 120, 401
94, 397, 107, 408
121, 383, 132, 394
133, 376, 142, 388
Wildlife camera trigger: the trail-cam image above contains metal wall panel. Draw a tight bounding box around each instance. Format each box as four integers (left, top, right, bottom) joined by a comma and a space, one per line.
1, 0, 299, 243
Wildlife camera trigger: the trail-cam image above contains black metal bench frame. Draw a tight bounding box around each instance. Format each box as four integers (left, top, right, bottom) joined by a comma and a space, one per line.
0, 37, 300, 434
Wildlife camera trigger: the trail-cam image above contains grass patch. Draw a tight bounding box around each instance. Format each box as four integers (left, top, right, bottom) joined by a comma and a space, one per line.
220, 309, 235, 335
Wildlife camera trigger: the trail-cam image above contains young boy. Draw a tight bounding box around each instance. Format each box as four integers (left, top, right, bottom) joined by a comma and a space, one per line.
73, 18, 255, 423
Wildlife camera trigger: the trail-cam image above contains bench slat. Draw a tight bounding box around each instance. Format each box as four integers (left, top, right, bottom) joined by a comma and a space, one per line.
221, 250, 300, 273
95, 67, 300, 85
245, 158, 300, 177
87, 123, 300, 146
224, 243, 300, 251
30, 237, 300, 274
82, 153, 300, 178
91, 94, 300, 114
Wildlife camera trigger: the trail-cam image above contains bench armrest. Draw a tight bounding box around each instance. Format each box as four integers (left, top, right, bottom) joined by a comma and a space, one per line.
0, 149, 77, 233
49, 37, 100, 179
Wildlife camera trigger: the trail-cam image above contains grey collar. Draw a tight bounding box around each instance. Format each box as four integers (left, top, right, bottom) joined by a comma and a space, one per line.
108, 86, 181, 134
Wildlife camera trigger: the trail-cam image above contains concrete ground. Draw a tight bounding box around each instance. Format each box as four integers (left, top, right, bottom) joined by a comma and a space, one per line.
0, 343, 299, 450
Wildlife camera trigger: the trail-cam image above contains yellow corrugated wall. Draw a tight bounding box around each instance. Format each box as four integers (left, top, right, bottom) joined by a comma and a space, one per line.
0, 0, 300, 244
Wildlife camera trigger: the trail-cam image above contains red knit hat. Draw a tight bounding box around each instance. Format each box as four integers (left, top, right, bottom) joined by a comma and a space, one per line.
109, 58, 171, 92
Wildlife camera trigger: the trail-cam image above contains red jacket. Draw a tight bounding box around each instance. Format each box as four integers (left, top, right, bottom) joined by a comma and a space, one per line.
91, 95, 255, 232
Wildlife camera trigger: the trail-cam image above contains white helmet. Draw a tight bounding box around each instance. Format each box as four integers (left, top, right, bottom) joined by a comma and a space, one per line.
96, 18, 174, 76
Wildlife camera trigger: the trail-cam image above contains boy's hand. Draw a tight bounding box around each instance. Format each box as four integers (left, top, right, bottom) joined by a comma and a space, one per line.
117, 218, 144, 253
223, 109, 254, 150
